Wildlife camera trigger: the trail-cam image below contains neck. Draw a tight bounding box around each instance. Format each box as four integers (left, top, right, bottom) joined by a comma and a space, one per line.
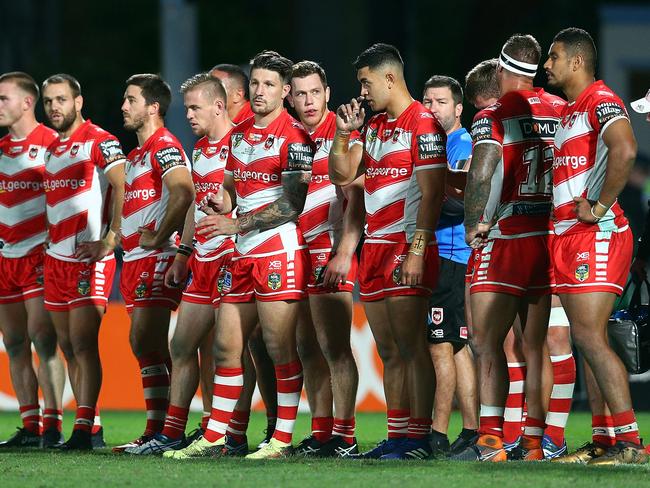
229, 100, 248, 121
563, 74, 595, 103
8, 114, 39, 139
59, 115, 84, 139
302, 108, 329, 133
136, 117, 164, 146
206, 115, 234, 142
446, 120, 462, 135
504, 76, 534, 94
254, 105, 284, 128
385, 86, 413, 119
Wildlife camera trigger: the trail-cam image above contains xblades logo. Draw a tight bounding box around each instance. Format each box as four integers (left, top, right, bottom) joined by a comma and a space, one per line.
141, 367, 163, 375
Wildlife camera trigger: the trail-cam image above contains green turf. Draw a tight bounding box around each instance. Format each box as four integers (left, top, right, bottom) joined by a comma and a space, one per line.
0, 411, 649, 487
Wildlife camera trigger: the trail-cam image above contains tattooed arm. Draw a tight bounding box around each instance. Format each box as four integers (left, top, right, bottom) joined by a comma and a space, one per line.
196, 170, 311, 238
464, 142, 502, 248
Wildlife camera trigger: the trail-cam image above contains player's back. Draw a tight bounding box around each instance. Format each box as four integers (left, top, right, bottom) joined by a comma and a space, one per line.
470, 90, 560, 238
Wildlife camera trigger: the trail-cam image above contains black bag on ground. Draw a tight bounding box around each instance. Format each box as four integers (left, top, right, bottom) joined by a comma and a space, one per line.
608, 279, 650, 374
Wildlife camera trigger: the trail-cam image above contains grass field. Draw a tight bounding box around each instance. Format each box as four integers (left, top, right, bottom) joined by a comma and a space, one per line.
1, 411, 650, 487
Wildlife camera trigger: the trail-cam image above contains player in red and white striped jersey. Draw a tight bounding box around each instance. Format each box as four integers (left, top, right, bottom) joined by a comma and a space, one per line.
211, 63, 279, 445
453, 35, 560, 463
287, 61, 364, 457
114, 74, 195, 452
330, 44, 447, 460
40, 74, 125, 450
544, 28, 646, 465
167, 51, 314, 461
127, 73, 235, 455
210, 64, 254, 125
0, 72, 65, 449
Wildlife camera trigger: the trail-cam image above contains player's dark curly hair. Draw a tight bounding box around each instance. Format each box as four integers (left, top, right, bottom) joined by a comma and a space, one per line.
553, 27, 597, 75
125, 73, 171, 117
251, 51, 294, 85
353, 43, 403, 71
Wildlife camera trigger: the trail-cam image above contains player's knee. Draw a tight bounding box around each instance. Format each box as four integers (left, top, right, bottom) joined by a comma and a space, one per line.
58, 340, 75, 361
2, 333, 30, 359
320, 340, 352, 364
170, 335, 194, 360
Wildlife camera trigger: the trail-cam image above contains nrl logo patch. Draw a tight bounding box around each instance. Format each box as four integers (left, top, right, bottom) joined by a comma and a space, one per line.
267, 272, 282, 291
367, 128, 378, 144
193, 150, 201, 164
135, 282, 147, 298
217, 267, 232, 294
392, 265, 401, 284
575, 264, 589, 282
77, 279, 90, 296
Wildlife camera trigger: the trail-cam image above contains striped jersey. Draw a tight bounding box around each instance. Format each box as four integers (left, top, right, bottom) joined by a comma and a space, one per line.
0, 124, 57, 258
122, 126, 190, 262
298, 111, 359, 249
469, 89, 560, 238
225, 110, 315, 257
44, 120, 125, 261
191, 133, 234, 260
552, 80, 629, 235
362, 100, 447, 243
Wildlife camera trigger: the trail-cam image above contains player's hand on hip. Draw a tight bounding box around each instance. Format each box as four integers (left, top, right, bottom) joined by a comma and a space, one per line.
138, 227, 161, 250
322, 252, 352, 288
165, 258, 189, 288
75, 240, 111, 263
199, 191, 224, 215
336, 97, 366, 132
399, 252, 424, 286
465, 225, 487, 249
573, 197, 599, 223
196, 215, 238, 239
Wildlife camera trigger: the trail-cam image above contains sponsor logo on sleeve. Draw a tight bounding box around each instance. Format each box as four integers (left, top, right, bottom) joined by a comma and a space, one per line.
286, 142, 314, 171
470, 117, 494, 142
518, 118, 558, 138
417, 132, 445, 160
98, 139, 126, 164
595, 101, 627, 127
154, 146, 185, 173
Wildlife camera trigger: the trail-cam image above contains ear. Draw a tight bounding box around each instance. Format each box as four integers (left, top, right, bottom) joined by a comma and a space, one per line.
385, 72, 395, 88
573, 53, 584, 72
455, 102, 463, 119
215, 98, 225, 115
75, 95, 84, 112
325, 85, 330, 104
281, 83, 291, 99
23, 95, 34, 111
286, 93, 295, 108
232, 87, 243, 104
149, 101, 160, 116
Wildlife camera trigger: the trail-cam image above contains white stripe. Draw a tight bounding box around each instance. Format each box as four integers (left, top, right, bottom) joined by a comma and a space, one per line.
146, 410, 167, 420
550, 354, 573, 363
214, 375, 244, 387
545, 411, 569, 427
20, 408, 40, 418
508, 380, 525, 394
212, 396, 237, 412
504, 407, 523, 422
550, 382, 575, 399
277, 392, 301, 407
480, 405, 505, 417
206, 419, 227, 434
275, 418, 296, 435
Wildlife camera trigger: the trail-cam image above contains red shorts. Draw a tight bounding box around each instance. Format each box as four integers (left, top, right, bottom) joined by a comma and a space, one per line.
44, 254, 116, 311
120, 254, 182, 313
220, 248, 310, 303
552, 228, 632, 295
469, 235, 553, 296
0, 252, 45, 304
307, 248, 357, 294
182, 249, 233, 307
465, 250, 479, 285
358, 242, 439, 302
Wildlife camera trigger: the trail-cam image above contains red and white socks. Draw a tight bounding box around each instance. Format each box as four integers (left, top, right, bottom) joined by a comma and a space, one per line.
272, 361, 303, 444
204, 367, 244, 443
544, 354, 575, 446
19, 404, 41, 435
311, 416, 333, 443
592, 414, 616, 447
502, 362, 526, 445
42, 408, 63, 433
226, 409, 250, 444
478, 405, 505, 438
138, 352, 170, 436
161, 405, 190, 440
332, 417, 356, 444
387, 409, 409, 439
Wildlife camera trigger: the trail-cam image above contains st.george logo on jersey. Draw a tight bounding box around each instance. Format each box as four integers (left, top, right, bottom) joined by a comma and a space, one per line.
431, 307, 444, 325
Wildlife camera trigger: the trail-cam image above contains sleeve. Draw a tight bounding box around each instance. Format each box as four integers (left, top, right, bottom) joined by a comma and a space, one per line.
469, 108, 504, 146
349, 129, 362, 148
92, 134, 126, 173
589, 96, 629, 135
282, 129, 315, 173
151, 143, 189, 178
411, 111, 447, 170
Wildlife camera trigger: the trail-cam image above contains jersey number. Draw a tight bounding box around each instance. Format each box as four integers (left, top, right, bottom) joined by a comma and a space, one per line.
519, 145, 553, 196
